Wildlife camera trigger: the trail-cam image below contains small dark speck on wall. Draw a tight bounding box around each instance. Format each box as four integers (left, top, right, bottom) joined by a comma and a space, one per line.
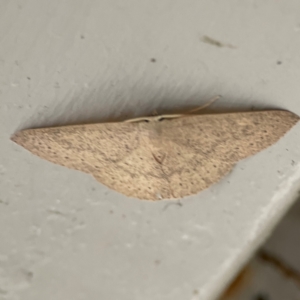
253, 292, 270, 300
277, 61, 282, 65
150, 58, 156, 63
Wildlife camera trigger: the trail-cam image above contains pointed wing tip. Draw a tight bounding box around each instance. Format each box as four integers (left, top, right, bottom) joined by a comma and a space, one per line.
285, 110, 300, 125
272, 109, 300, 127
11, 132, 22, 144
283, 109, 299, 117
10, 131, 29, 147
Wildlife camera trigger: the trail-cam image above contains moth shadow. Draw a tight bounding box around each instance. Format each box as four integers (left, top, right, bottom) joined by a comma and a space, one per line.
16, 86, 286, 131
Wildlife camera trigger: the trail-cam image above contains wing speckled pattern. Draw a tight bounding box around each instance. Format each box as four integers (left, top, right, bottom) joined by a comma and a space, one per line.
11, 110, 299, 200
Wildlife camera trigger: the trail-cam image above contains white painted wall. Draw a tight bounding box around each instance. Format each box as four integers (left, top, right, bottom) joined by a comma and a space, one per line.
1, 1, 300, 300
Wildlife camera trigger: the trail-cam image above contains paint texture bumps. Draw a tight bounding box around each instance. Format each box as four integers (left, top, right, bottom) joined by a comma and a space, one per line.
12, 111, 299, 200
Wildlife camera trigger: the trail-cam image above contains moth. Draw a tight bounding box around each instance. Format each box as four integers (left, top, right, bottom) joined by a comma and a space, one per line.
11, 109, 299, 200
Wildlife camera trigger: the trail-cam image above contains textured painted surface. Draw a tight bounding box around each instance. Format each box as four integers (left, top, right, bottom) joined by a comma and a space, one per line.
1, 0, 300, 300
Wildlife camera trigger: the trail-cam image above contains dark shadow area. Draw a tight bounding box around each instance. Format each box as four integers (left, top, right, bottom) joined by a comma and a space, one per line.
15, 82, 287, 131
218, 196, 300, 300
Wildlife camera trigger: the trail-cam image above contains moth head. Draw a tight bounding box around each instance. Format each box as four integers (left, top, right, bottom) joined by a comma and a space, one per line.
125, 115, 167, 123
143, 116, 165, 123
